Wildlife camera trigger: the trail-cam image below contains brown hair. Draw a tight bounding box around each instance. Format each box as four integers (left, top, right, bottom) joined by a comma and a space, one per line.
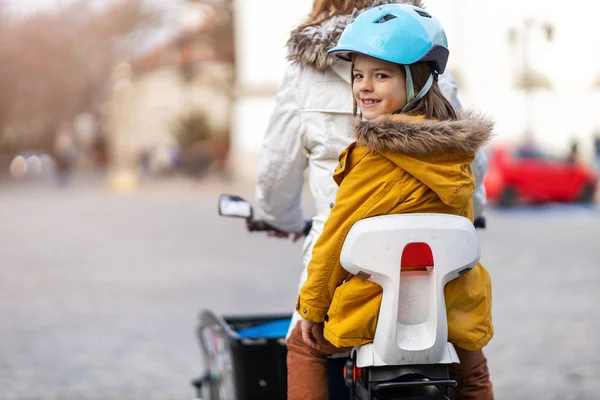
403, 63, 457, 121
293, 0, 375, 34
352, 61, 457, 121
293, 1, 424, 34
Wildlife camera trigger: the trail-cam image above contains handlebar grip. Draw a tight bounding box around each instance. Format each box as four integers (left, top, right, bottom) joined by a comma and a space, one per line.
246, 219, 284, 233
473, 216, 486, 229
303, 220, 313, 237
246, 219, 313, 237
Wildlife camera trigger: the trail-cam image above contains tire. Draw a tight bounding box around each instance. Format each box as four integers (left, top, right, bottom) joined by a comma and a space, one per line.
498, 187, 518, 208
577, 183, 595, 204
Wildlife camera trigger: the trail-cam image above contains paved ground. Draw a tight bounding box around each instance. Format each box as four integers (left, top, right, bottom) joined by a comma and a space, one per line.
0, 178, 599, 399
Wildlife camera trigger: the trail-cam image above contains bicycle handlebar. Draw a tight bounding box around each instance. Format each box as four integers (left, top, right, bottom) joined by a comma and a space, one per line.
246, 219, 313, 236
473, 216, 486, 229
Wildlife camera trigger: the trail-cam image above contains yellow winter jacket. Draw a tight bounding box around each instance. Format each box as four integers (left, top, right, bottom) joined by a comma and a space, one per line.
297, 114, 494, 351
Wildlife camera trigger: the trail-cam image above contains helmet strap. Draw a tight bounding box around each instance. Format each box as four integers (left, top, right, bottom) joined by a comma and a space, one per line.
401, 64, 434, 113
404, 64, 415, 103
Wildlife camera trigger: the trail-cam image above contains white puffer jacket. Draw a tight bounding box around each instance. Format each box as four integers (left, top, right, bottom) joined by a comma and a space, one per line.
255, 1, 487, 238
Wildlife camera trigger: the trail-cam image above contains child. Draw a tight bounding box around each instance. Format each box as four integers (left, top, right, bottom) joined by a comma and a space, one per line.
287, 4, 494, 400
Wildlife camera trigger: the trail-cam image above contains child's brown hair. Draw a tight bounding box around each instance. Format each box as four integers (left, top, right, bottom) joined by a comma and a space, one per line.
403, 63, 457, 121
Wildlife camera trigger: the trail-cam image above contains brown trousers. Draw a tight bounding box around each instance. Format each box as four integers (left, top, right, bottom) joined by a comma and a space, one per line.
287, 323, 493, 400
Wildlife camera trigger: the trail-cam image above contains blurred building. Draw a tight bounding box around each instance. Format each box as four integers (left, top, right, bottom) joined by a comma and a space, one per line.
106, 2, 233, 179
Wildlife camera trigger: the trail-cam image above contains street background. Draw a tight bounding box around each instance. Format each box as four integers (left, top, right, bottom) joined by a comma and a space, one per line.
1, 178, 599, 400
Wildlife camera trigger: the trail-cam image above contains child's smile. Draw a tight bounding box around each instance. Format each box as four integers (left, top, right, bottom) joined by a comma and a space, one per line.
352, 54, 407, 120
359, 98, 381, 108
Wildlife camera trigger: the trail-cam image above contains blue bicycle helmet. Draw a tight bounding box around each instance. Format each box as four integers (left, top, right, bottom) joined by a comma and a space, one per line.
328, 4, 450, 112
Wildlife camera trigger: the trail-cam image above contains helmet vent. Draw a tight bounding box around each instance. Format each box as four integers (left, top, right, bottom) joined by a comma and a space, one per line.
414, 9, 432, 18
375, 14, 398, 23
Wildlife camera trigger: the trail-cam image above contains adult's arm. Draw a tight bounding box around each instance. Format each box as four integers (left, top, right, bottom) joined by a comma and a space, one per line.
255, 65, 308, 232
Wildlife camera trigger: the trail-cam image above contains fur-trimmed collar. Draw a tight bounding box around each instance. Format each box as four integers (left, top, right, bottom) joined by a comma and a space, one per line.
287, 1, 424, 71
355, 113, 494, 156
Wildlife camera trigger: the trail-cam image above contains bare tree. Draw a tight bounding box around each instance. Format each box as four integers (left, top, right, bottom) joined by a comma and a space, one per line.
0, 0, 161, 154
182, 0, 235, 86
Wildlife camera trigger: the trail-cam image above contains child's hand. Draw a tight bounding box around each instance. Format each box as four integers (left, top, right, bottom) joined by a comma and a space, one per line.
301, 319, 321, 349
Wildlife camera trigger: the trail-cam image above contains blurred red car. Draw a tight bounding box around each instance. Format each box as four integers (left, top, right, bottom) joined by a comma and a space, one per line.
484, 146, 598, 207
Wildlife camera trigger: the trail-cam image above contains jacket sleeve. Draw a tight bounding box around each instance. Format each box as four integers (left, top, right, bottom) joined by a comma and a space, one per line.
439, 70, 488, 218
471, 150, 488, 218
254, 65, 308, 232
297, 153, 406, 323
438, 70, 463, 112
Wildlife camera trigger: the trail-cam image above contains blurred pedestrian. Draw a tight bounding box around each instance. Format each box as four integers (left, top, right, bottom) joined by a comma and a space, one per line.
139, 148, 152, 177
567, 138, 579, 164
593, 132, 600, 173
53, 134, 76, 187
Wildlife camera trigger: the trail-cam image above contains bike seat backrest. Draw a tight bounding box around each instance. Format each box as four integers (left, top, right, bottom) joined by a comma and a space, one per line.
339, 213, 480, 366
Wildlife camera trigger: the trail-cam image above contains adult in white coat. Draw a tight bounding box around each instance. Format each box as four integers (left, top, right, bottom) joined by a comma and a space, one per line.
254, 0, 488, 337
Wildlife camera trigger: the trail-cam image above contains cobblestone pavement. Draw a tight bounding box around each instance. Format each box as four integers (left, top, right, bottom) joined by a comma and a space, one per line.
0, 181, 599, 399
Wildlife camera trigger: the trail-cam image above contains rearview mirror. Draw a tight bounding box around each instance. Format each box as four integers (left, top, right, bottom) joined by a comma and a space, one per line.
218, 194, 252, 219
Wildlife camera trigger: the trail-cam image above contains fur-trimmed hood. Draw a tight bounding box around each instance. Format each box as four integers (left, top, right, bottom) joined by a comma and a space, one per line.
287, 1, 424, 71
355, 112, 494, 156
352, 112, 494, 208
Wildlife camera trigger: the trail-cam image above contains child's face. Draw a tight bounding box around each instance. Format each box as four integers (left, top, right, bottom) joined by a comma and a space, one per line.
352, 54, 407, 120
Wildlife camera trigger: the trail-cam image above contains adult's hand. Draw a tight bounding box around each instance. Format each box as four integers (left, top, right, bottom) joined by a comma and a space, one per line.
266, 230, 305, 242
266, 220, 310, 242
